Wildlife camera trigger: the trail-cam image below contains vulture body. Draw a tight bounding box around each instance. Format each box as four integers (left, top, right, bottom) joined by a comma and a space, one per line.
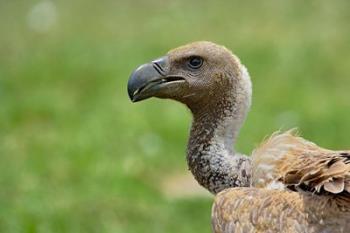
213, 131, 350, 233
127, 41, 350, 232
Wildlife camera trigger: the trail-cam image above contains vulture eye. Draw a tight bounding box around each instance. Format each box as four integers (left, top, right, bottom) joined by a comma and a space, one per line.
188, 56, 203, 69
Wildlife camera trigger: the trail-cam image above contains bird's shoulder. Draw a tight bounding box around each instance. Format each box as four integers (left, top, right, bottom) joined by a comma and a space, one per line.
212, 187, 350, 233
212, 188, 308, 233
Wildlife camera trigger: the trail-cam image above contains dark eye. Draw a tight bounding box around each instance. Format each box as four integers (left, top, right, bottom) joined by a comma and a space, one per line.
187, 56, 203, 69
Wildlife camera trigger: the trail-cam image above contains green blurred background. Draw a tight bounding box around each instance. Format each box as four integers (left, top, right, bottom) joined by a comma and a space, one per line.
1, 0, 350, 232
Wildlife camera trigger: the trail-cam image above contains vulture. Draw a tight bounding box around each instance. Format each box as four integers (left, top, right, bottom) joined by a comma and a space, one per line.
127, 41, 350, 232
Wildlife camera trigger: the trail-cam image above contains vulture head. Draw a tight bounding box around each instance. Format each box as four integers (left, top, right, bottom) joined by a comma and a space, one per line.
127, 41, 251, 114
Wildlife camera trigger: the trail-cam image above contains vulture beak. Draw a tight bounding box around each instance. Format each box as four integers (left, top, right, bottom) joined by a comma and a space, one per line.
127, 56, 168, 102
127, 56, 185, 102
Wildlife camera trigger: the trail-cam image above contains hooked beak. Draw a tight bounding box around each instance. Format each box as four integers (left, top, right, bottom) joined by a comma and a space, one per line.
127, 56, 185, 102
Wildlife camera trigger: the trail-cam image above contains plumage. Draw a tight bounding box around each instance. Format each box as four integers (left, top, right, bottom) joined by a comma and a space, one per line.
252, 130, 350, 196
212, 188, 350, 233
127, 41, 350, 232
212, 130, 350, 232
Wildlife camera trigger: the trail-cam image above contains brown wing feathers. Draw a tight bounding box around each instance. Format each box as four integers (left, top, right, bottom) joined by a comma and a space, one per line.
281, 152, 350, 195
252, 130, 350, 195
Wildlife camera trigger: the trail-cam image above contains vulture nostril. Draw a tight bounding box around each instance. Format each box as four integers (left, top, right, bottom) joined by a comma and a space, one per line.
151, 56, 168, 76
152, 62, 165, 76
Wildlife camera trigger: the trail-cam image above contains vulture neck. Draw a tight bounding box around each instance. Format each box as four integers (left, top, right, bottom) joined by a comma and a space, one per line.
186, 66, 252, 194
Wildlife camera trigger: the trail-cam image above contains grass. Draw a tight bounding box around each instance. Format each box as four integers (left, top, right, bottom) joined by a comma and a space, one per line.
1, 0, 350, 232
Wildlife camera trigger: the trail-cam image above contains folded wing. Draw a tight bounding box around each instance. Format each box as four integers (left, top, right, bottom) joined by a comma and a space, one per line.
252, 130, 350, 195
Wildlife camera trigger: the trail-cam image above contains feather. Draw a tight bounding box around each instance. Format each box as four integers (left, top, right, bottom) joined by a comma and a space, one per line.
323, 178, 345, 194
